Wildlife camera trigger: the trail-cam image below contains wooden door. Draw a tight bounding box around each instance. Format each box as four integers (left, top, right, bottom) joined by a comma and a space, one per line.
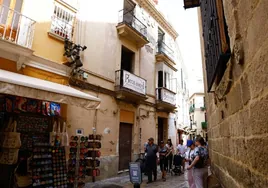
158, 117, 164, 145
119, 123, 132, 171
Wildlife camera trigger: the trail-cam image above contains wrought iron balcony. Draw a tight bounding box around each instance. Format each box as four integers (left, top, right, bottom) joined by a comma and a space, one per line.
116, 9, 149, 47
189, 104, 195, 113
0, 4, 36, 48
200, 106, 206, 111
156, 87, 176, 111
156, 41, 175, 66
115, 70, 147, 102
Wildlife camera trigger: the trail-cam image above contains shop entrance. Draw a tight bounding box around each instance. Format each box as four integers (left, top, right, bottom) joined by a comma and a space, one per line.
119, 123, 132, 171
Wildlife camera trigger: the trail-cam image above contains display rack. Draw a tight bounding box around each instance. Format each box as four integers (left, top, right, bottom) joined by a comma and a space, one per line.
52, 146, 68, 188
67, 131, 101, 187
88, 129, 101, 183
32, 135, 53, 187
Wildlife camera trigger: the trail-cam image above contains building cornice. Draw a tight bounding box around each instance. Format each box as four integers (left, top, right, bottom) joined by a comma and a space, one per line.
189, 92, 205, 100
137, 0, 178, 39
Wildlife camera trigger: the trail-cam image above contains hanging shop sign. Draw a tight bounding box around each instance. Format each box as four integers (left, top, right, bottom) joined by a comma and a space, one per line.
122, 70, 146, 95
161, 88, 176, 105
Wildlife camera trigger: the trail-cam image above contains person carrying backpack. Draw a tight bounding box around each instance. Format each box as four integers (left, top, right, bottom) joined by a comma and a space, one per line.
187, 137, 208, 188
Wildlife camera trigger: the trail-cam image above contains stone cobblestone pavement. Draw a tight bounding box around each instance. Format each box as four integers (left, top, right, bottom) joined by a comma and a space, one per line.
85, 171, 190, 188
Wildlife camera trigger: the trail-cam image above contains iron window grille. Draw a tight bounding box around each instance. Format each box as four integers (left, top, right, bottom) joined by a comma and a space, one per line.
51, 1, 76, 40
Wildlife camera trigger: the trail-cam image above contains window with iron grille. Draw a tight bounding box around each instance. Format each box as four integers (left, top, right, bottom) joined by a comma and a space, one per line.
50, 1, 76, 40
200, 0, 231, 92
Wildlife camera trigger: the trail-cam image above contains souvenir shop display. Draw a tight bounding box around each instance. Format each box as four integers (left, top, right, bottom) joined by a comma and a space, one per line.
0, 94, 67, 188
67, 132, 102, 187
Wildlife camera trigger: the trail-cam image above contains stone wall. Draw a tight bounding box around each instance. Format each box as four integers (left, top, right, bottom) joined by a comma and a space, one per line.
200, 0, 268, 187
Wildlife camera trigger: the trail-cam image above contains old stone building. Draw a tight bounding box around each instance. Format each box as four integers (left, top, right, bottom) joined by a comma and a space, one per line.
71, 0, 188, 179
183, 0, 268, 187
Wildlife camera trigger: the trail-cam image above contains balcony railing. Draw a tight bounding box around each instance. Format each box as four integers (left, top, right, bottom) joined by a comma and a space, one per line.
115, 69, 146, 96
189, 104, 195, 113
200, 106, 206, 111
0, 4, 36, 48
201, 121, 207, 129
157, 41, 174, 62
156, 87, 176, 106
118, 9, 147, 39
50, 2, 75, 40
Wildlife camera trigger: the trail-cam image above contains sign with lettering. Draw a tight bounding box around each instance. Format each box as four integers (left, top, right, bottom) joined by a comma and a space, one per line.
161, 88, 176, 105
129, 162, 142, 184
123, 70, 146, 95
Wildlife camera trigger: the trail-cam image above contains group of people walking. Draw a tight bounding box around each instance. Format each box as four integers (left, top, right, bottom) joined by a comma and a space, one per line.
144, 136, 209, 188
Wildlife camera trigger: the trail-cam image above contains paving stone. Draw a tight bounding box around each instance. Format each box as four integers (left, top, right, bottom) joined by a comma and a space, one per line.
85, 170, 190, 188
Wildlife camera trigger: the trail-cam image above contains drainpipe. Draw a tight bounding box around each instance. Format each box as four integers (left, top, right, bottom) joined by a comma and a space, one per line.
93, 87, 100, 132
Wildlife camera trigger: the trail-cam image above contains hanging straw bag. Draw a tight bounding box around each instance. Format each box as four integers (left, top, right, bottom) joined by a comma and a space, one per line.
49, 121, 57, 146
0, 148, 19, 165
61, 122, 69, 147
13, 160, 32, 188
1, 120, 21, 149
55, 121, 62, 147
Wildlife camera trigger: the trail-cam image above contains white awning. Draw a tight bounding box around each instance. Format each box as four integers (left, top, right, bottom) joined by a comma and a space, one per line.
0, 69, 100, 110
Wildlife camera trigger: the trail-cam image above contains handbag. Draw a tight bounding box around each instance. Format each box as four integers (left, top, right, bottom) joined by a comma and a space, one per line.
15, 173, 32, 188
13, 160, 32, 188
1, 120, 21, 149
0, 148, 19, 164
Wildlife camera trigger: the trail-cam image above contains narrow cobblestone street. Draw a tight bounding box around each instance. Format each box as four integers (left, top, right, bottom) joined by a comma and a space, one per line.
86, 170, 190, 188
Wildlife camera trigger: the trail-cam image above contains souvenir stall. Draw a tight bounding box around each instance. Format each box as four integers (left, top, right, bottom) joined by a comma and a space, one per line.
0, 69, 101, 188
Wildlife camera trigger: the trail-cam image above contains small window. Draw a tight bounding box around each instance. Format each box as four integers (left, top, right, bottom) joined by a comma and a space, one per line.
50, 1, 76, 40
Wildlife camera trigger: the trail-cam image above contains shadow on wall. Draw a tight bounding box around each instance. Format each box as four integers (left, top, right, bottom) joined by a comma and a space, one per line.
76, 21, 119, 80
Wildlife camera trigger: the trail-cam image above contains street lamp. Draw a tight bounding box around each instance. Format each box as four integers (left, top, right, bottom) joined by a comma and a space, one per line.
63, 38, 87, 69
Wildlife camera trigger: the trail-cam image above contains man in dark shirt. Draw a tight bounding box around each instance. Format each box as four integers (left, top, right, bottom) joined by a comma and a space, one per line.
145, 137, 158, 183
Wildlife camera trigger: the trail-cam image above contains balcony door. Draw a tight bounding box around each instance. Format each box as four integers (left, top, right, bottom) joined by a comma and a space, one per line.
158, 28, 165, 43
0, 0, 23, 25
119, 123, 132, 171
158, 28, 165, 51
0, 0, 23, 41
121, 46, 134, 73
123, 0, 135, 24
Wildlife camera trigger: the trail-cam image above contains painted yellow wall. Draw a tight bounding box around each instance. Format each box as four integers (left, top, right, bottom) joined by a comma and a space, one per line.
120, 110, 134, 124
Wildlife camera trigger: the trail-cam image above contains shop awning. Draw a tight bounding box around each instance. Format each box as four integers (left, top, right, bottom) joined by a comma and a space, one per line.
0, 69, 101, 110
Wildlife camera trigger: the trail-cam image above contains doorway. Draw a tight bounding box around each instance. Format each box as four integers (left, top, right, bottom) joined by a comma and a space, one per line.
158, 117, 164, 144
121, 46, 135, 73
119, 123, 132, 171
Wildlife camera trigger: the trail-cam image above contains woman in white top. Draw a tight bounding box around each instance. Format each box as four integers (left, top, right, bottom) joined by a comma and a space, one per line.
165, 139, 174, 172
185, 140, 196, 188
